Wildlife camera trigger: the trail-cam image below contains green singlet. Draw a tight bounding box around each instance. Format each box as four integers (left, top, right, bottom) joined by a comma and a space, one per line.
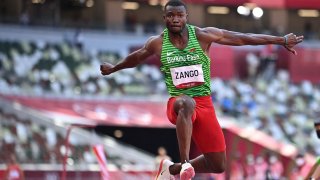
160, 24, 211, 97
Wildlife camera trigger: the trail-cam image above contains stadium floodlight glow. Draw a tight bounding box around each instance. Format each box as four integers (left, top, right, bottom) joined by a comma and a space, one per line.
32, 0, 45, 4
298, 9, 319, 17
86, 0, 94, 8
149, 0, 158, 6
207, 6, 230, 15
252, 7, 263, 19
122, 2, 139, 10
237, 6, 250, 16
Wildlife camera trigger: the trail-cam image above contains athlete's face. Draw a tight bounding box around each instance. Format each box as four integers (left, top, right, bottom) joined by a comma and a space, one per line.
163, 5, 188, 34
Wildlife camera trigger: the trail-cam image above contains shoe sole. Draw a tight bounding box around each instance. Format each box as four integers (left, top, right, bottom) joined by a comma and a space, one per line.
180, 166, 195, 180
154, 159, 165, 180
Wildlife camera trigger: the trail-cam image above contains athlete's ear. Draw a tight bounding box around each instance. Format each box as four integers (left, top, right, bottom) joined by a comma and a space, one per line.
162, 7, 166, 21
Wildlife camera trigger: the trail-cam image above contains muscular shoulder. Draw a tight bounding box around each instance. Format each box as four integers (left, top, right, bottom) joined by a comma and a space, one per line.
144, 34, 163, 57
195, 26, 224, 44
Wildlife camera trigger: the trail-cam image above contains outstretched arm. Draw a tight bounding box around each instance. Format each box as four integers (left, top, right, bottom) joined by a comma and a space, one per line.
100, 36, 160, 75
305, 157, 320, 180
199, 27, 303, 55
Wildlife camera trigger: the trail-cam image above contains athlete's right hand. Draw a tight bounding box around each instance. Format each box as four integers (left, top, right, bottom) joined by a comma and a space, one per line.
100, 62, 114, 76
283, 33, 304, 55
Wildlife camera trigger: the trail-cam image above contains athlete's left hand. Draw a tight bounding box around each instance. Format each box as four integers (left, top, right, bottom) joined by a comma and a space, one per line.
100, 62, 114, 76
284, 33, 304, 55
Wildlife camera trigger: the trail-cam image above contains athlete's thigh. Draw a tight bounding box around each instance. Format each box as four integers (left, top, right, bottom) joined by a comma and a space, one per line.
192, 104, 225, 153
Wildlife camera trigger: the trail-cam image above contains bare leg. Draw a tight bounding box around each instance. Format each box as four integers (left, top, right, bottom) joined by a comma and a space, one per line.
173, 95, 195, 164
192, 151, 226, 173
170, 151, 226, 175
168, 95, 226, 175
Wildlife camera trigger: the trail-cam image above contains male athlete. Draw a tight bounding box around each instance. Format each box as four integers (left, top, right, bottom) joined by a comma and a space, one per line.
100, 1, 303, 179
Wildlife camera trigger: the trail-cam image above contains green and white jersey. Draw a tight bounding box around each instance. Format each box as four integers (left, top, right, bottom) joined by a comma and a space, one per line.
160, 24, 211, 97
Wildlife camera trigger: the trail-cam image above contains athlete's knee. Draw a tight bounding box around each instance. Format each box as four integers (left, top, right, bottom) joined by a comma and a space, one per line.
215, 159, 226, 173
173, 95, 195, 115
205, 153, 226, 173
206, 160, 225, 173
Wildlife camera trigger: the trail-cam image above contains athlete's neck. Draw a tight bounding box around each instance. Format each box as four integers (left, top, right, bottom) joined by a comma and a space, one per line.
169, 26, 187, 38
169, 26, 188, 50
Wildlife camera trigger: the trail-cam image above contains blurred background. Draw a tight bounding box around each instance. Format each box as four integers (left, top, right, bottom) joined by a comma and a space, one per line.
0, 0, 320, 179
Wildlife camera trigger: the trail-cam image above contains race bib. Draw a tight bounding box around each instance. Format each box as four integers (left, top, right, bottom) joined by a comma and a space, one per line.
170, 64, 205, 89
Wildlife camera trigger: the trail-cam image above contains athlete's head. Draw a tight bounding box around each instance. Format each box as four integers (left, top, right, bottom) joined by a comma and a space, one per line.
163, 0, 188, 34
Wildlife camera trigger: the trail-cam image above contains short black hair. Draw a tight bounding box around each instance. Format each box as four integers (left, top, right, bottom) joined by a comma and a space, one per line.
164, 0, 187, 11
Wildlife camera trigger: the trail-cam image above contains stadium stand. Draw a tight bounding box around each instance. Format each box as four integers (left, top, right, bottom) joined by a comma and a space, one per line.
211, 73, 320, 156
0, 94, 156, 164
1, 35, 320, 179
2, 0, 320, 179
0, 39, 166, 97
1, 37, 319, 157
0, 94, 156, 179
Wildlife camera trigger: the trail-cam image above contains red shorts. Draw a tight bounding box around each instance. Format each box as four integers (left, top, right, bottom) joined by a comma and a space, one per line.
166, 95, 226, 153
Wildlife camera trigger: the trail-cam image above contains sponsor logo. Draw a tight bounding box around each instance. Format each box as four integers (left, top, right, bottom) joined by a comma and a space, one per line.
167, 51, 176, 56
167, 54, 200, 63
189, 48, 195, 52
160, 170, 166, 175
